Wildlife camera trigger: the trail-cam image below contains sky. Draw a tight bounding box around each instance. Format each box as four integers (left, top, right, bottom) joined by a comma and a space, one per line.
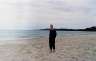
0, 0, 96, 29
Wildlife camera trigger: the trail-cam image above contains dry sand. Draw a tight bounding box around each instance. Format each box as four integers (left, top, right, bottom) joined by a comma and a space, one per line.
0, 36, 96, 61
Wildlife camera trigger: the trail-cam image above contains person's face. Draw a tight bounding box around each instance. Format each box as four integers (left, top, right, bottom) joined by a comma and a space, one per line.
50, 25, 53, 30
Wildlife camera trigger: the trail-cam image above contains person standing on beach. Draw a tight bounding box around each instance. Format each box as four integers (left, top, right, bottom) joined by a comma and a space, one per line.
49, 24, 57, 53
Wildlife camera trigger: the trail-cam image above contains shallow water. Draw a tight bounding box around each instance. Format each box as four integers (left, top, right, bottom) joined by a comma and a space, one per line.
0, 30, 96, 40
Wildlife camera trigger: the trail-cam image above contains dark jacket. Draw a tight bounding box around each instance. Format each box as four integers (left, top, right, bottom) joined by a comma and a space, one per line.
49, 29, 57, 38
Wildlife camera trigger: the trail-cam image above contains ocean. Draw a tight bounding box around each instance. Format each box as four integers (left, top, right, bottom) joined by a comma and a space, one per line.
0, 30, 96, 40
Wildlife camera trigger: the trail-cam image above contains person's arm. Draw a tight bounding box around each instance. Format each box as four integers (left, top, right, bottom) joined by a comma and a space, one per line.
56, 31, 57, 37
54, 30, 57, 38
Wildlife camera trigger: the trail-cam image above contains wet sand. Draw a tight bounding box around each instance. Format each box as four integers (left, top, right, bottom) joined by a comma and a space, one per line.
0, 36, 96, 61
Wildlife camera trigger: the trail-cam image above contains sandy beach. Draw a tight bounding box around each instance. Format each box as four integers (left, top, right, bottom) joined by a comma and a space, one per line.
0, 36, 96, 61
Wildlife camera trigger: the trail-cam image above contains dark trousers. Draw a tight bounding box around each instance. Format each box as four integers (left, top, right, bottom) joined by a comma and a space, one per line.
49, 37, 55, 50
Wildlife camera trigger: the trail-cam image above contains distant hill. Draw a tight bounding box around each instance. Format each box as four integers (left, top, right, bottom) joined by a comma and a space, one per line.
40, 26, 96, 31
84, 26, 96, 31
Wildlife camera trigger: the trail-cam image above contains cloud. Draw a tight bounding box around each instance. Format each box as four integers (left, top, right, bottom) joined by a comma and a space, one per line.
28, 0, 96, 29
0, 0, 16, 29
0, 0, 96, 29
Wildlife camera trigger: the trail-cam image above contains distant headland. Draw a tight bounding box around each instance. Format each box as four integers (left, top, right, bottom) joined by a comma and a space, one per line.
40, 26, 96, 31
